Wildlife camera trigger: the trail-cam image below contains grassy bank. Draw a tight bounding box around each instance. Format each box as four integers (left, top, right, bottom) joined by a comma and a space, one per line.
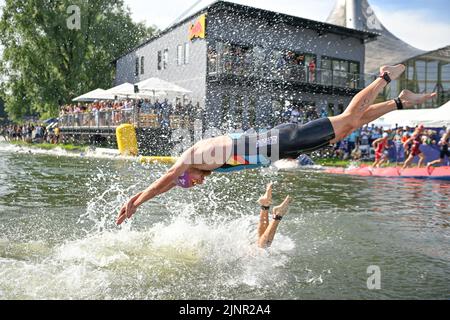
10, 141, 88, 152
315, 158, 407, 168
315, 158, 356, 167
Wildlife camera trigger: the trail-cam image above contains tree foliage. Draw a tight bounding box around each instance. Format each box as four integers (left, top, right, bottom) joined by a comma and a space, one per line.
0, 0, 156, 120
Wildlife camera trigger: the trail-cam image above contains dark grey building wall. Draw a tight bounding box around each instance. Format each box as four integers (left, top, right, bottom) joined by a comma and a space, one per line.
204, 9, 365, 129
115, 16, 208, 105
206, 84, 352, 130
206, 10, 366, 71
115, 4, 368, 131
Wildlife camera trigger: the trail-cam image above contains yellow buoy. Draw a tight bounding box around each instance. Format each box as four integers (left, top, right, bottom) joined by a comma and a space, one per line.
116, 124, 138, 156
139, 156, 177, 165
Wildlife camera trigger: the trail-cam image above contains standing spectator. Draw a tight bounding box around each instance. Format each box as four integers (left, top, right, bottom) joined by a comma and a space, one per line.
54, 126, 60, 144
160, 99, 171, 128
347, 129, 359, 154
308, 59, 316, 82
351, 144, 362, 161
290, 107, 300, 124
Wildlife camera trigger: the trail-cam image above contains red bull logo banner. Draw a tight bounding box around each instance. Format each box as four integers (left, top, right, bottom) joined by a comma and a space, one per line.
189, 14, 206, 40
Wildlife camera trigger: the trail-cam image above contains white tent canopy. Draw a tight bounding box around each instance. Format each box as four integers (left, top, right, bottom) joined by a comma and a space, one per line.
369, 100, 450, 128
135, 77, 191, 95
72, 88, 115, 102
370, 109, 427, 128
419, 100, 450, 127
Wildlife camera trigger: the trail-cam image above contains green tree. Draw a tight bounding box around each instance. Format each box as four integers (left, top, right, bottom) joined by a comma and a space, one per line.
0, 0, 156, 121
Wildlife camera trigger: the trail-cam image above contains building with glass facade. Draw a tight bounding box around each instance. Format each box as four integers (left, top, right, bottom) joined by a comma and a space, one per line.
386, 46, 450, 108
327, 0, 450, 109
114, 1, 377, 131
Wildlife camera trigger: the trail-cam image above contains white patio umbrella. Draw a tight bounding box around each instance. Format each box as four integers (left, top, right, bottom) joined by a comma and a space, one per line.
72, 88, 115, 102
105, 82, 167, 101
135, 77, 191, 95
105, 83, 136, 97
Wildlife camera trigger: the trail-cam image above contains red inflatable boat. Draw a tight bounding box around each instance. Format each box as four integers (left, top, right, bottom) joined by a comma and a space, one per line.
324, 166, 450, 181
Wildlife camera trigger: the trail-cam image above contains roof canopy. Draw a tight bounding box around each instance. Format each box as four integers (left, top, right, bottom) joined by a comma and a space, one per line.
326, 0, 426, 72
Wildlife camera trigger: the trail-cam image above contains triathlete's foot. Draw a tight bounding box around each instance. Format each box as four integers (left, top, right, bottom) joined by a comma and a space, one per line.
398, 90, 437, 108
272, 196, 292, 218
380, 64, 406, 81
258, 182, 273, 207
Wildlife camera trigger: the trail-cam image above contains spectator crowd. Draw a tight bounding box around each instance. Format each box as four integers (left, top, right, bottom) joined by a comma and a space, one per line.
332, 124, 448, 163
0, 123, 60, 144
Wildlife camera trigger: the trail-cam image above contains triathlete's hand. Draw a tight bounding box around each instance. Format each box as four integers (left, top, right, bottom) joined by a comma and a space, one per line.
116, 193, 141, 225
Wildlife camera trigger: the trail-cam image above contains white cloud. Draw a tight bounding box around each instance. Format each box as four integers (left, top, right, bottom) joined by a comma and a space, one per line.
371, 4, 450, 50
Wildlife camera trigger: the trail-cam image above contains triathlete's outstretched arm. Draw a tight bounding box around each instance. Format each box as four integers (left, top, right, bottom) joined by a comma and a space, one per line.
116, 150, 192, 225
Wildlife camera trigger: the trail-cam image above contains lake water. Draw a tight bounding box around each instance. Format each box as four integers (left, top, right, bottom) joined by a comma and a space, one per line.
0, 142, 448, 299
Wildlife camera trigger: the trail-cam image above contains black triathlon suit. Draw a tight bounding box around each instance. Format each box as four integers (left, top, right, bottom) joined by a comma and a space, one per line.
215, 117, 336, 172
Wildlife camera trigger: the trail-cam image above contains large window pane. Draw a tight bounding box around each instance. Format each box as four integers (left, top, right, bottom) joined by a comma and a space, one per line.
407, 65, 415, 81
441, 63, 450, 81
416, 60, 426, 81
163, 49, 169, 70
207, 45, 218, 75
426, 61, 438, 81
157, 51, 162, 70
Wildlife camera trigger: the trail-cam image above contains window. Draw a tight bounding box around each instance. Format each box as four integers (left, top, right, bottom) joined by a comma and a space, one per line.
207, 46, 218, 75
321, 56, 360, 88
442, 63, 450, 81
140, 56, 145, 74
135, 57, 139, 76
184, 43, 189, 64
163, 49, 169, 70
157, 51, 162, 70
269, 49, 315, 82
177, 45, 183, 66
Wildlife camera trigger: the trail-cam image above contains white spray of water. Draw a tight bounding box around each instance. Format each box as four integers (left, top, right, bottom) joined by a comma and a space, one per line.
0, 168, 298, 299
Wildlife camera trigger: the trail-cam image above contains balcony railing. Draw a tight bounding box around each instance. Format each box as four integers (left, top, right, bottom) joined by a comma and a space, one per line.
59, 109, 194, 130
59, 109, 136, 128
208, 57, 376, 90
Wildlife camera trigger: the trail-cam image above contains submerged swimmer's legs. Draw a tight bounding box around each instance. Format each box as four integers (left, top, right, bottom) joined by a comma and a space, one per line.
257, 182, 273, 238
257, 183, 292, 249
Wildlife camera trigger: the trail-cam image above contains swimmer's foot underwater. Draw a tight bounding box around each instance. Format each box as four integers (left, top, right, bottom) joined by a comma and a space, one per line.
116, 64, 437, 225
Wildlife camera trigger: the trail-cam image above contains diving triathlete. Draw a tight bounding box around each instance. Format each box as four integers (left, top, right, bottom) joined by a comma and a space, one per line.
117, 64, 436, 225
